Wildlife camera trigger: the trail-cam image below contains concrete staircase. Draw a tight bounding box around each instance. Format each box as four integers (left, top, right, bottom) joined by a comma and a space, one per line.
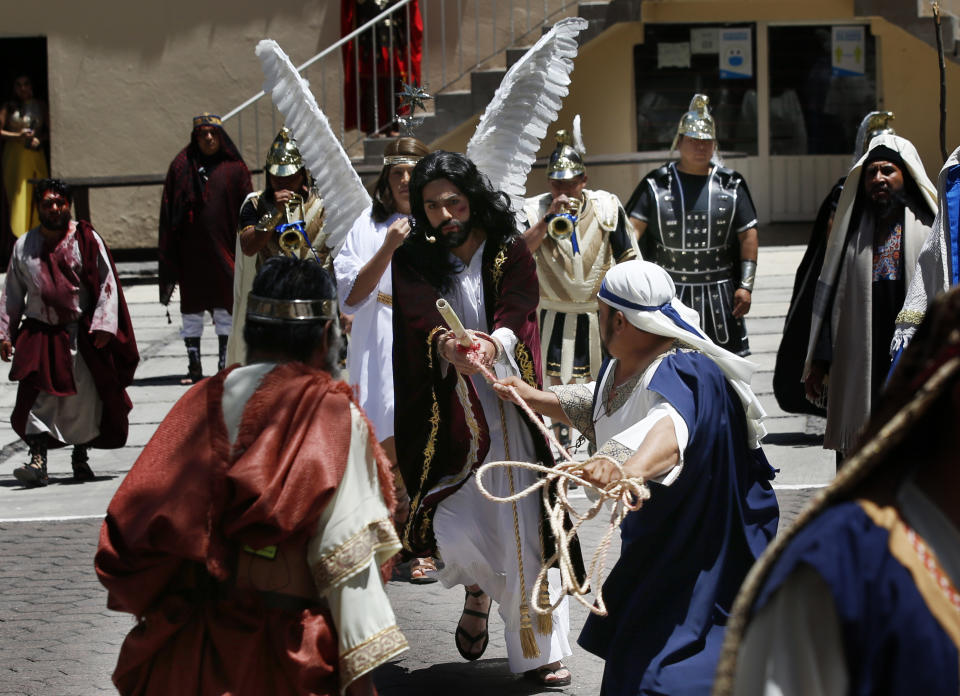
359, 0, 642, 166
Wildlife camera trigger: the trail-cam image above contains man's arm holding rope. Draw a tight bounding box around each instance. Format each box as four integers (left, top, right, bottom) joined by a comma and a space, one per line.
582, 417, 679, 488
493, 375, 570, 424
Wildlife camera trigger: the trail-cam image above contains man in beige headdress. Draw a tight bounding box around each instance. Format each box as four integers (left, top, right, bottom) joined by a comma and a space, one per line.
804, 133, 937, 459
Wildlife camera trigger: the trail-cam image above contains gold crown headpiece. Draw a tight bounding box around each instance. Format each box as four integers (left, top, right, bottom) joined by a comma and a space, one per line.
246, 294, 336, 325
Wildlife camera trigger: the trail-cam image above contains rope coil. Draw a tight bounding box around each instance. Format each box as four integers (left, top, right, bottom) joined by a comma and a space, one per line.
439, 322, 651, 618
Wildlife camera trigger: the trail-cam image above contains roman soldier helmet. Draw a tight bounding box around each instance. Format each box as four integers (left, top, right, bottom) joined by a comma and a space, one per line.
547, 116, 586, 180
853, 111, 896, 162
265, 127, 304, 177
672, 94, 716, 150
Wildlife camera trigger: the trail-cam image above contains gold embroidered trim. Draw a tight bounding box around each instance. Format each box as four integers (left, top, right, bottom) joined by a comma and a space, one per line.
596, 438, 634, 466
551, 383, 596, 445
311, 518, 400, 594
403, 326, 446, 550
858, 499, 960, 651
896, 309, 925, 326
339, 624, 408, 691
492, 243, 508, 291
376, 292, 393, 307
515, 342, 537, 387
455, 372, 483, 479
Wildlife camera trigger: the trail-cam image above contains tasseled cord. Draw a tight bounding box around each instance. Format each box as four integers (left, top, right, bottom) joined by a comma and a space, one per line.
499, 400, 541, 659
537, 579, 553, 635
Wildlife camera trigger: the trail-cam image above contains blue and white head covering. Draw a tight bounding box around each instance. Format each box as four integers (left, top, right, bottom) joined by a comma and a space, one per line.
599, 260, 767, 447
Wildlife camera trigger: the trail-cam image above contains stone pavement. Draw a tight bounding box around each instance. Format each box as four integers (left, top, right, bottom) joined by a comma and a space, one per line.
0, 244, 830, 695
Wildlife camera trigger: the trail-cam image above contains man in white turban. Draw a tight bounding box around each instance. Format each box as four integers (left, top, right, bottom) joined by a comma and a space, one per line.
495, 259, 779, 696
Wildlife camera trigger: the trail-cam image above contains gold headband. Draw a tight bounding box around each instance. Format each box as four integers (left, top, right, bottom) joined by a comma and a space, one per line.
383, 155, 422, 166
246, 294, 336, 324
193, 112, 223, 128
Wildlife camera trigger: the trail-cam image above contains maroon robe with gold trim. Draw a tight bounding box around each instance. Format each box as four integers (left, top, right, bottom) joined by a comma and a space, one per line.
392, 235, 582, 577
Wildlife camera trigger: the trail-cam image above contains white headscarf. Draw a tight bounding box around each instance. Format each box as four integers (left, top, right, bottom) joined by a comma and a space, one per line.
599, 260, 767, 447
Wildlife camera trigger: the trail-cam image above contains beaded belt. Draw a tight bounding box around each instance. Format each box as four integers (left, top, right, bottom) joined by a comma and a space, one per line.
377, 292, 393, 307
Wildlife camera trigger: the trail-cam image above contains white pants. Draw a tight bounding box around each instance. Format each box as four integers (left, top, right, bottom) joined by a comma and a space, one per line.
180, 308, 232, 338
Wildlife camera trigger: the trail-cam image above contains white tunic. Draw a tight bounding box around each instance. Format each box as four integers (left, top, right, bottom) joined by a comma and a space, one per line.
431, 241, 572, 673
551, 353, 689, 484
222, 362, 408, 694
0, 222, 119, 444
333, 209, 401, 440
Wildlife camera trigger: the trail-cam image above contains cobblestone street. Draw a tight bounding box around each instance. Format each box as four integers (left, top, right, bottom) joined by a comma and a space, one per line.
0, 244, 832, 695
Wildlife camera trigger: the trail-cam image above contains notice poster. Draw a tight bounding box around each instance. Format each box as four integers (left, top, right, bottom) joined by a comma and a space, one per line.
719, 27, 752, 79
691, 27, 719, 54
658, 42, 691, 69
832, 25, 865, 77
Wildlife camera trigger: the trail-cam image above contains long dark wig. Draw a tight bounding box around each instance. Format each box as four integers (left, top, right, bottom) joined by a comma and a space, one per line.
399, 150, 520, 293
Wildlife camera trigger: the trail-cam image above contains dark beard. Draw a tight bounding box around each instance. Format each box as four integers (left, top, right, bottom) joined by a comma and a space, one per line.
39, 211, 70, 231
435, 218, 471, 248
866, 187, 907, 221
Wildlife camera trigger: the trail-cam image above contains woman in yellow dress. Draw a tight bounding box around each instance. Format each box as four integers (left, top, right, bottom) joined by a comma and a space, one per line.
1, 74, 49, 237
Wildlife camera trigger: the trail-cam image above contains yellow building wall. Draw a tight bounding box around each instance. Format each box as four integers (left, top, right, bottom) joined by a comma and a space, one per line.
4, 0, 958, 245
437, 0, 960, 208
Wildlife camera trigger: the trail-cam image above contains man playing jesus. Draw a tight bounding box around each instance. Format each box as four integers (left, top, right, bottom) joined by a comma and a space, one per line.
391, 150, 581, 687
495, 259, 779, 695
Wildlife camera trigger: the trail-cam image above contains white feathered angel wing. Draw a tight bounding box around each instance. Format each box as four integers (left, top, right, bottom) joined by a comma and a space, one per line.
466, 17, 588, 211
255, 39, 371, 257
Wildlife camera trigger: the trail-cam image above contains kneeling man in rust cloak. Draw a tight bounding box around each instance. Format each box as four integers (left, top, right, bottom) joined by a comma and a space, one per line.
96, 257, 407, 696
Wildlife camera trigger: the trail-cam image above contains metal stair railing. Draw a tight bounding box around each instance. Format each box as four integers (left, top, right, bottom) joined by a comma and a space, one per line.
220, 0, 580, 175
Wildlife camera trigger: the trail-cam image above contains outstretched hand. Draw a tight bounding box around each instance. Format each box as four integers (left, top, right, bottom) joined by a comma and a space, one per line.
579, 455, 624, 489
438, 332, 496, 376
492, 375, 531, 404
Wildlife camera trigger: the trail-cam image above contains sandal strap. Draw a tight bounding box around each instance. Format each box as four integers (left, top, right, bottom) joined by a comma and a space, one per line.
465, 588, 486, 598
455, 625, 485, 645
460, 608, 489, 619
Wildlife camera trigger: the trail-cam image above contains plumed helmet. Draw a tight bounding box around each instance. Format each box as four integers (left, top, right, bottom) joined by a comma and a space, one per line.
853, 111, 896, 163
265, 127, 304, 177
672, 94, 716, 150
548, 129, 586, 180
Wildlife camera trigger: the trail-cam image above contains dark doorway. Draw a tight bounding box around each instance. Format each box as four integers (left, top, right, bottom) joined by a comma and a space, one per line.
0, 36, 49, 161
0, 36, 48, 269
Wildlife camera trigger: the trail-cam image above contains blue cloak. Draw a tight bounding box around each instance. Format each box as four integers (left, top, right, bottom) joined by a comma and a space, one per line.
753, 501, 959, 695
579, 351, 779, 695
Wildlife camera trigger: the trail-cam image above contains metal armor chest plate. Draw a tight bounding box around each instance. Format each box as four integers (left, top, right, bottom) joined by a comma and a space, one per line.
649, 163, 739, 283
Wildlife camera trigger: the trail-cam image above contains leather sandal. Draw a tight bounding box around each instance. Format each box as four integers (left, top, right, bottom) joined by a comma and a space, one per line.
408, 556, 438, 584
524, 663, 572, 687
455, 587, 491, 661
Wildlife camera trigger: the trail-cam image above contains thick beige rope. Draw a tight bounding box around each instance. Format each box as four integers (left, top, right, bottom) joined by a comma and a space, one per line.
434, 301, 650, 618
443, 328, 650, 618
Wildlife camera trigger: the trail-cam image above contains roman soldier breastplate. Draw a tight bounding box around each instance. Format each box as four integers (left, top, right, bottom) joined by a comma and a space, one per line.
650, 163, 738, 284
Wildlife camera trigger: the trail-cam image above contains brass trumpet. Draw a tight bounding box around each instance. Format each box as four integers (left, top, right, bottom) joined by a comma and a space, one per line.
277, 193, 307, 256
547, 197, 582, 242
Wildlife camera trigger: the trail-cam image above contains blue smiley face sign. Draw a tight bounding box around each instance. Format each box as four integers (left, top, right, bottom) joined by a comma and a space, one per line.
719, 28, 752, 79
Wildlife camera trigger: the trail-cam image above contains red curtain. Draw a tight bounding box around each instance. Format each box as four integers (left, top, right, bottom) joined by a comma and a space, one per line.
341, 0, 423, 134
